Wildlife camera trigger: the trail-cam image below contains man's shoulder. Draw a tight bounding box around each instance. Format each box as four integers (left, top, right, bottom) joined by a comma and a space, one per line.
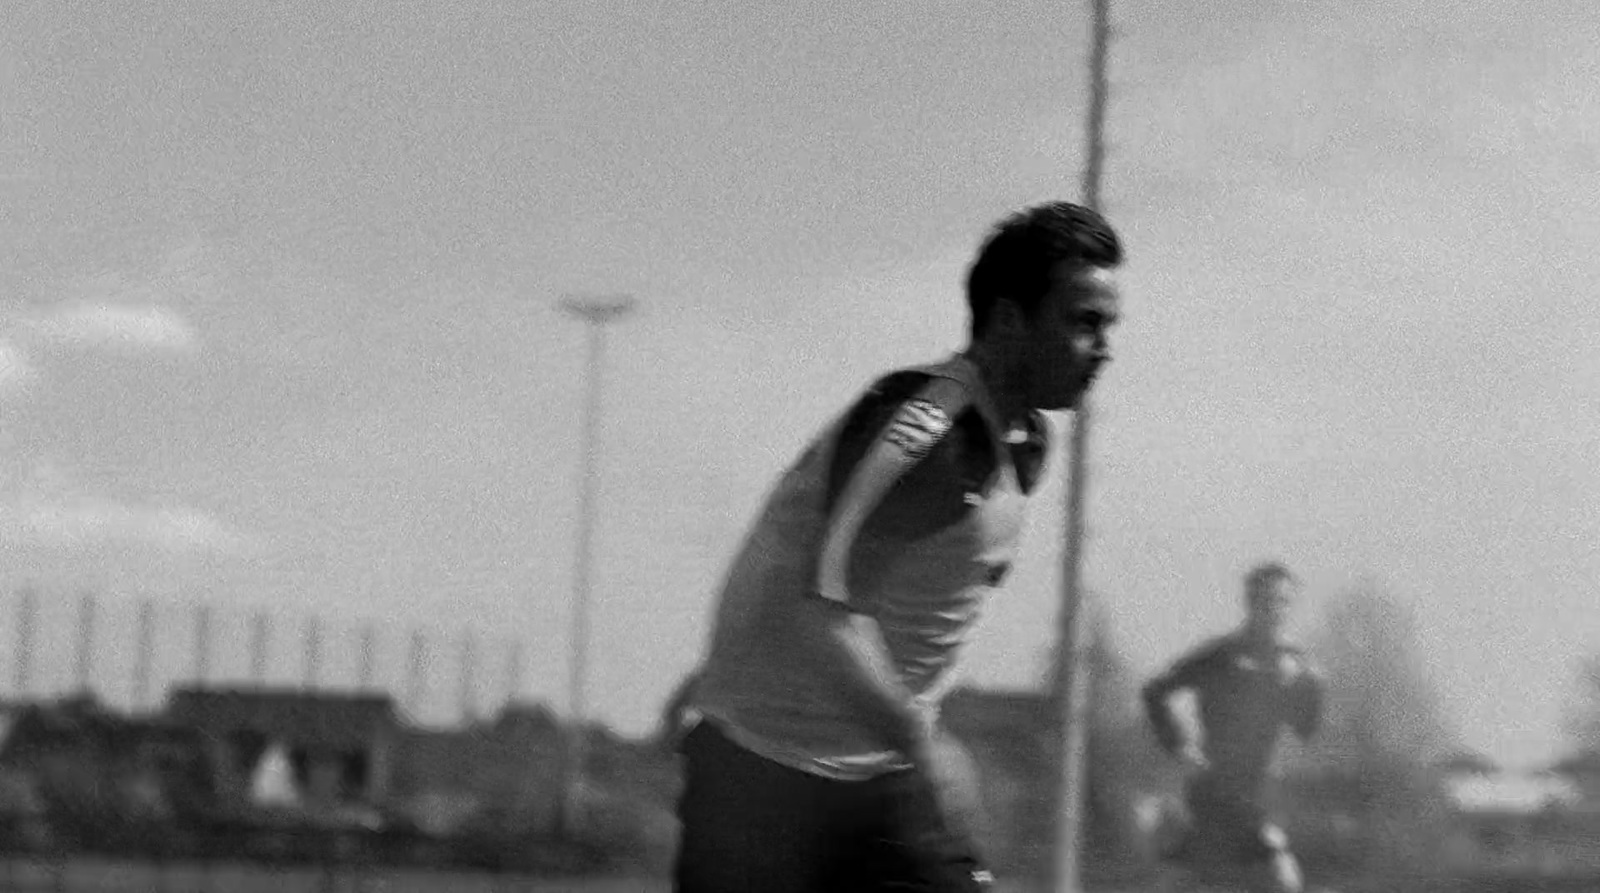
857, 364, 978, 414
836, 366, 982, 456
861, 368, 938, 406
1274, 640, 1308, 657
822, 365, 990, 521
1183, 633, 1242, 667
1273, 641, 1320, 677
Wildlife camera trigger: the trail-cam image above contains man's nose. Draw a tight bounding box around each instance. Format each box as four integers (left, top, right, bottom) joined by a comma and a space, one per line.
1089, 332, 1112, 362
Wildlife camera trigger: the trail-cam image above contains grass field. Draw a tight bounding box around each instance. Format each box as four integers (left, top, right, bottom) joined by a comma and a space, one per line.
0, 858, 654, 893
0, 859, 1046, 892
5, 858, 1599, 893
0, 862, 565, 892
0, 858, 1046, 893
0, 864, 1513, 893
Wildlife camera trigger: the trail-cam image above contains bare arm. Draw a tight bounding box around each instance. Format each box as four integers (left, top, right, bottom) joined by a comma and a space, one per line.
911, 639, 973, 709
1141, 645, 1216, 756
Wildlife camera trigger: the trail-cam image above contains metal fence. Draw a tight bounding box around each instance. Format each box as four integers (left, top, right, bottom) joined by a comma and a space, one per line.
2, 585, 535, 726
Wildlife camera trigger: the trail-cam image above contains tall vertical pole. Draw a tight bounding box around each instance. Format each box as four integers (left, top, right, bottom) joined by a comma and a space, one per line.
1051, 0, 1112, 890
193, 602, 213, 686
134, 599, 156, 710
15, 586, 36, 696
1079, 0, 1111, 214
556, 293, 635, 841
75, 591, 97, 694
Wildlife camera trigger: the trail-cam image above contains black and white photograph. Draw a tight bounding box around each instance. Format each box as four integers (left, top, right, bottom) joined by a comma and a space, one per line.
0, 2, 1595, 891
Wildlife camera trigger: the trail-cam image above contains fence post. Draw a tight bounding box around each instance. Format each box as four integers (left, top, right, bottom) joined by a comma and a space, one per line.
75, 590, 96, 694
359, 624, 377, 690
15, 585, 37, 696
193, 601, 213, 685
407, 630, 427, 720
504, 638, 525, 714
305, 615, 323, 689
251, 610, 271, 684
134, 599, 156, 710
459, 630, 476, 724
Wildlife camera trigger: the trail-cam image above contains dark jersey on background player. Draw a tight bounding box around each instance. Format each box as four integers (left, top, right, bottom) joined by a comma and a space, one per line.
673, 203, 1125, 893
1142, 562, 1326, 893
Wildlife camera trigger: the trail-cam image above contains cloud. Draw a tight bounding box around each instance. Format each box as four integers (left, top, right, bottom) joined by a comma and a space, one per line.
0, 301, 198, 397
0, 460, 255, 557
0, 337, 33, 396
21, 303, 200, 354
1, 496, 255, 556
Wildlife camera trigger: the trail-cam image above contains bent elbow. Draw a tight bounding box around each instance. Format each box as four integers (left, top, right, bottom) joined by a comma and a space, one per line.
1140, 683, 1169, 726
1141, 678, 1169, 708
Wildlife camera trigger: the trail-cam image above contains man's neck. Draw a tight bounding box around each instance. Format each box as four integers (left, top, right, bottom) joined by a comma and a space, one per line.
961, 345, 1032, 433
1238, 626, 1286, 652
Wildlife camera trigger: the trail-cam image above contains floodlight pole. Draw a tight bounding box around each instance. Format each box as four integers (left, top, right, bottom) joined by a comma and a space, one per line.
555, 293, 636, 841
1050, 0, 1112, 889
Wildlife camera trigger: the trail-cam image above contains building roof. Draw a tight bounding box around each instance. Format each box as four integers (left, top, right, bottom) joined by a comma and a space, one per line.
1434, 750, 1501, 777
0, 697, 205, 764
1546, 750, 1600, 779
481, 701, 563, 747
165, 687, 399, 751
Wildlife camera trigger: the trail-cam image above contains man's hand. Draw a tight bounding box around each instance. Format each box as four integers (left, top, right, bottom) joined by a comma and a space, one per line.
1174, 740, 1210, 775
1288, 661, 1326, 741
908, 731, 987, 850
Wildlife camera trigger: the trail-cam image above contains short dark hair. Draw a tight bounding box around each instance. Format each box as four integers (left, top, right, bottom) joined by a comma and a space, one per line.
1244, 561, 1297, 598
965, 201, 1123, 338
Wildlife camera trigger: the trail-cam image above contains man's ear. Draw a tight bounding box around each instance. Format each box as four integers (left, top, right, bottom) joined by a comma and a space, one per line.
987, 298, 1026, 338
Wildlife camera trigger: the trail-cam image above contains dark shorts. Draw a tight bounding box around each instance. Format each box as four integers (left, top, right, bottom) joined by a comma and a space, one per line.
1164, 780, 1292, 868
673, 721, 992, 893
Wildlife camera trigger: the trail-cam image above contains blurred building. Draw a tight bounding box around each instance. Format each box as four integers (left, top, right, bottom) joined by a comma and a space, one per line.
0, 694, 223, 849
1438, 765, 1596, 877
1545, 751, 1600, 811
164, 687, 400, 811
389, 701, 565, 837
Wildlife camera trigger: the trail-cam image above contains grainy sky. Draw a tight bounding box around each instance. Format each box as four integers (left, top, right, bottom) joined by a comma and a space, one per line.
1, 1, 1596, 769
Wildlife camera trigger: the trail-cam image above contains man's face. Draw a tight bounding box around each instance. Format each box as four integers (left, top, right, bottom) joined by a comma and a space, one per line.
1012, 263, 1122, 411
1246, 577, 1296, 637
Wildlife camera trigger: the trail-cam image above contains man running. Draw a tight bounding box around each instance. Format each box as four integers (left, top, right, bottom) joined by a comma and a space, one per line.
672, 202, 1125, 893
1142, 562, 1327, 893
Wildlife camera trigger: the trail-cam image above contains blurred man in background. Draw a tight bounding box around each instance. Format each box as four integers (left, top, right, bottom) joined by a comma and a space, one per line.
1142, 562, 1327, 893
671, 201, 1124, 893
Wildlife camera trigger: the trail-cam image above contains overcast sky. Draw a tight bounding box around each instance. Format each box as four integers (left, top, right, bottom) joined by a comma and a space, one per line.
1, 1, 1596, 769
